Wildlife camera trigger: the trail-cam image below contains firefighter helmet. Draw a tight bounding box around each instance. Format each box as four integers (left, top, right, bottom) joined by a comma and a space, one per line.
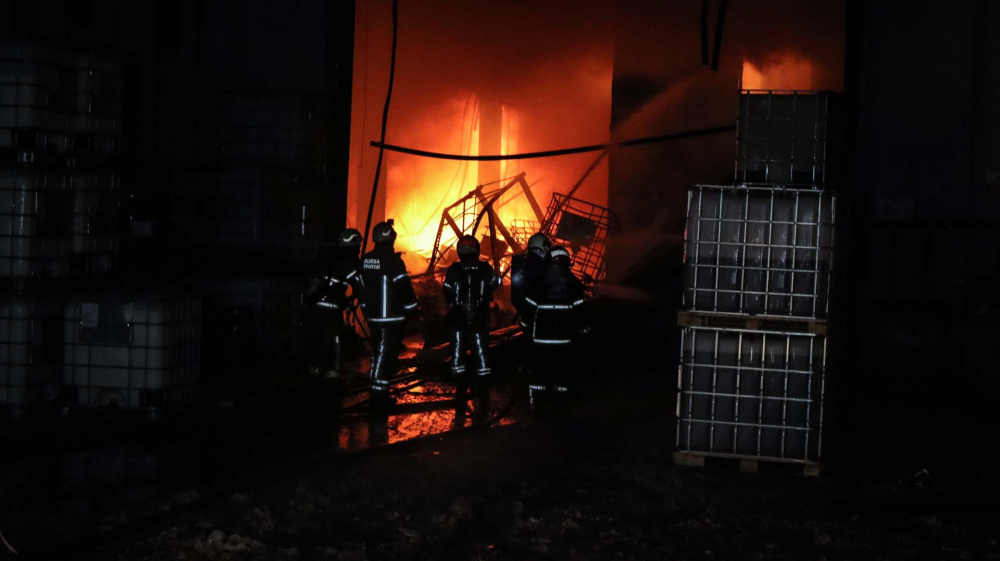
548, 245, 571, 266
338, 228, 363, 248
372, 220, 397, 244
456, 235, 480, 260
527, 233, 551, 254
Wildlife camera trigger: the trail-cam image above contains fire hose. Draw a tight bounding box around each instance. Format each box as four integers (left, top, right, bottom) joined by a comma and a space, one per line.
1, 527, 17, 555
369, 123, 736, 162
361, 0, 399, 253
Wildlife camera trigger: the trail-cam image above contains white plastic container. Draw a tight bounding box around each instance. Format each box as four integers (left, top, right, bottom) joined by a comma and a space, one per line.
218, 92, 327, 174
0, 107, 73, 132
193, 276, 304, 366
0, 295, 62, 417
73, 114, 120, 136
70, 173, 120, 275
0, 167, 73, 277
0, 84, 50, 108
63, 295, 201, 410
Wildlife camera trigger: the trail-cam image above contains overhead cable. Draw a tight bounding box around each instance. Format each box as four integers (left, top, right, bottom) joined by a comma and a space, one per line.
369, 123, 737, 161
361, 0, 399, 253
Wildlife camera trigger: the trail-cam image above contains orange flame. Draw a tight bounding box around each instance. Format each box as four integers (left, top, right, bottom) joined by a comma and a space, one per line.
386, 95, 562, 272
742, 53, 816, 90
386, 93, 480, 267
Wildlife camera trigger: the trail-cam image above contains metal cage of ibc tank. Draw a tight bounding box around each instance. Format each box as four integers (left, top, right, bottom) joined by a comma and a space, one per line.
541, 193, 617, 284
0, 292, 62, 418
0, 42, 77, 159
509, 219, 540, 250
682, 184, 836, 321
0, 166, 74, 277
218, 92, 328, 175
70, 169, 120, 275
1, 41, 124, 279
193, 275, 305, 369
63, 295, 201, 414
735, 90, 842, 188
675, 325, 826, 463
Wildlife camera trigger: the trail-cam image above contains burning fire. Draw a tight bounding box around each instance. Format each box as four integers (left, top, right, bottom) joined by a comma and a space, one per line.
385, 94, 534, 271
385, 92, 603, 273
742, 53, 816, 90
386, 93, 481, 265
349, 0, 613, 272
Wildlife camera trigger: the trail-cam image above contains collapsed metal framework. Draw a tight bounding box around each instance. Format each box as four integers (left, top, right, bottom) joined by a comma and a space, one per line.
426, 172, 545, 274
425, 173, 618, 289
541, 193, 618, 284
509, 219, 540, 250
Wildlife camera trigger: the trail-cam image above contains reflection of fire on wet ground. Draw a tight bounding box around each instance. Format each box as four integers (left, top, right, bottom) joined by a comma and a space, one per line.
335, 324, 525, 451
335, 380, 516, 451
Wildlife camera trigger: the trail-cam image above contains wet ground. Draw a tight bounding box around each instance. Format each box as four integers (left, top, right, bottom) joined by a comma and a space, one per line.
0, 330, 525, 559
8, 367, 1000, 561
3, 311, 1000, 560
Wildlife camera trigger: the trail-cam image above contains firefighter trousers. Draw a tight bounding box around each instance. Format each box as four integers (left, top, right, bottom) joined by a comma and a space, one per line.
450, 328, 491, 377
369, 322, 403, 393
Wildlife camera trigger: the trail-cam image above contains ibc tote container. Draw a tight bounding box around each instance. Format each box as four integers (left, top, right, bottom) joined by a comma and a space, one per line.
73, 49, 123, 162
195, 275, 303, 362
0, 41, 77, 157
0, 166, 73, 277
735, 90, 842, 188
676, 326, 826, 463
219, 92, 327, 175
683, 184, 836, 320
0, 292, 62, 418
63, 294, 201, 412
172, 167, 322, 264
69, 169, 119, 275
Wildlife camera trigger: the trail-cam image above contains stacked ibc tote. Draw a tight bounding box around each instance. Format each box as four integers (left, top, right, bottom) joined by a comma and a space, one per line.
169, 92, 331, 398
0, 42, 201, 419
674, 90, 841, 476
1, 42, 81, 419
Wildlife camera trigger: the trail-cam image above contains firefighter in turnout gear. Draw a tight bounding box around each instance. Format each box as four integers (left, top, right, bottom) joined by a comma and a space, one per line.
523, 245, 588, 408
510, 233, 551, 330
358, 220, 419, 403
443, 235, 498, 377
305, 228, 363, 379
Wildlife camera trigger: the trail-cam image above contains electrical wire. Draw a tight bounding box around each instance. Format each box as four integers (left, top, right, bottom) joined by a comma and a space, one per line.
710, 0, 728, 71
361, 0, 399, 253
357, 0, 370, 169
369, 123, 737, 161
700, 0, 710, 66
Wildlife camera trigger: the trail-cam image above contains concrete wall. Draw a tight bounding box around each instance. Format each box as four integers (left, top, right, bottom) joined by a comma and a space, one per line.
853, 1, 1000, 222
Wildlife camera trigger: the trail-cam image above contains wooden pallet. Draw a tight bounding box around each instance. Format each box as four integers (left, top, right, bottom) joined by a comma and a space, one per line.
677, 310, 829, 335
672, 451, 822, 477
